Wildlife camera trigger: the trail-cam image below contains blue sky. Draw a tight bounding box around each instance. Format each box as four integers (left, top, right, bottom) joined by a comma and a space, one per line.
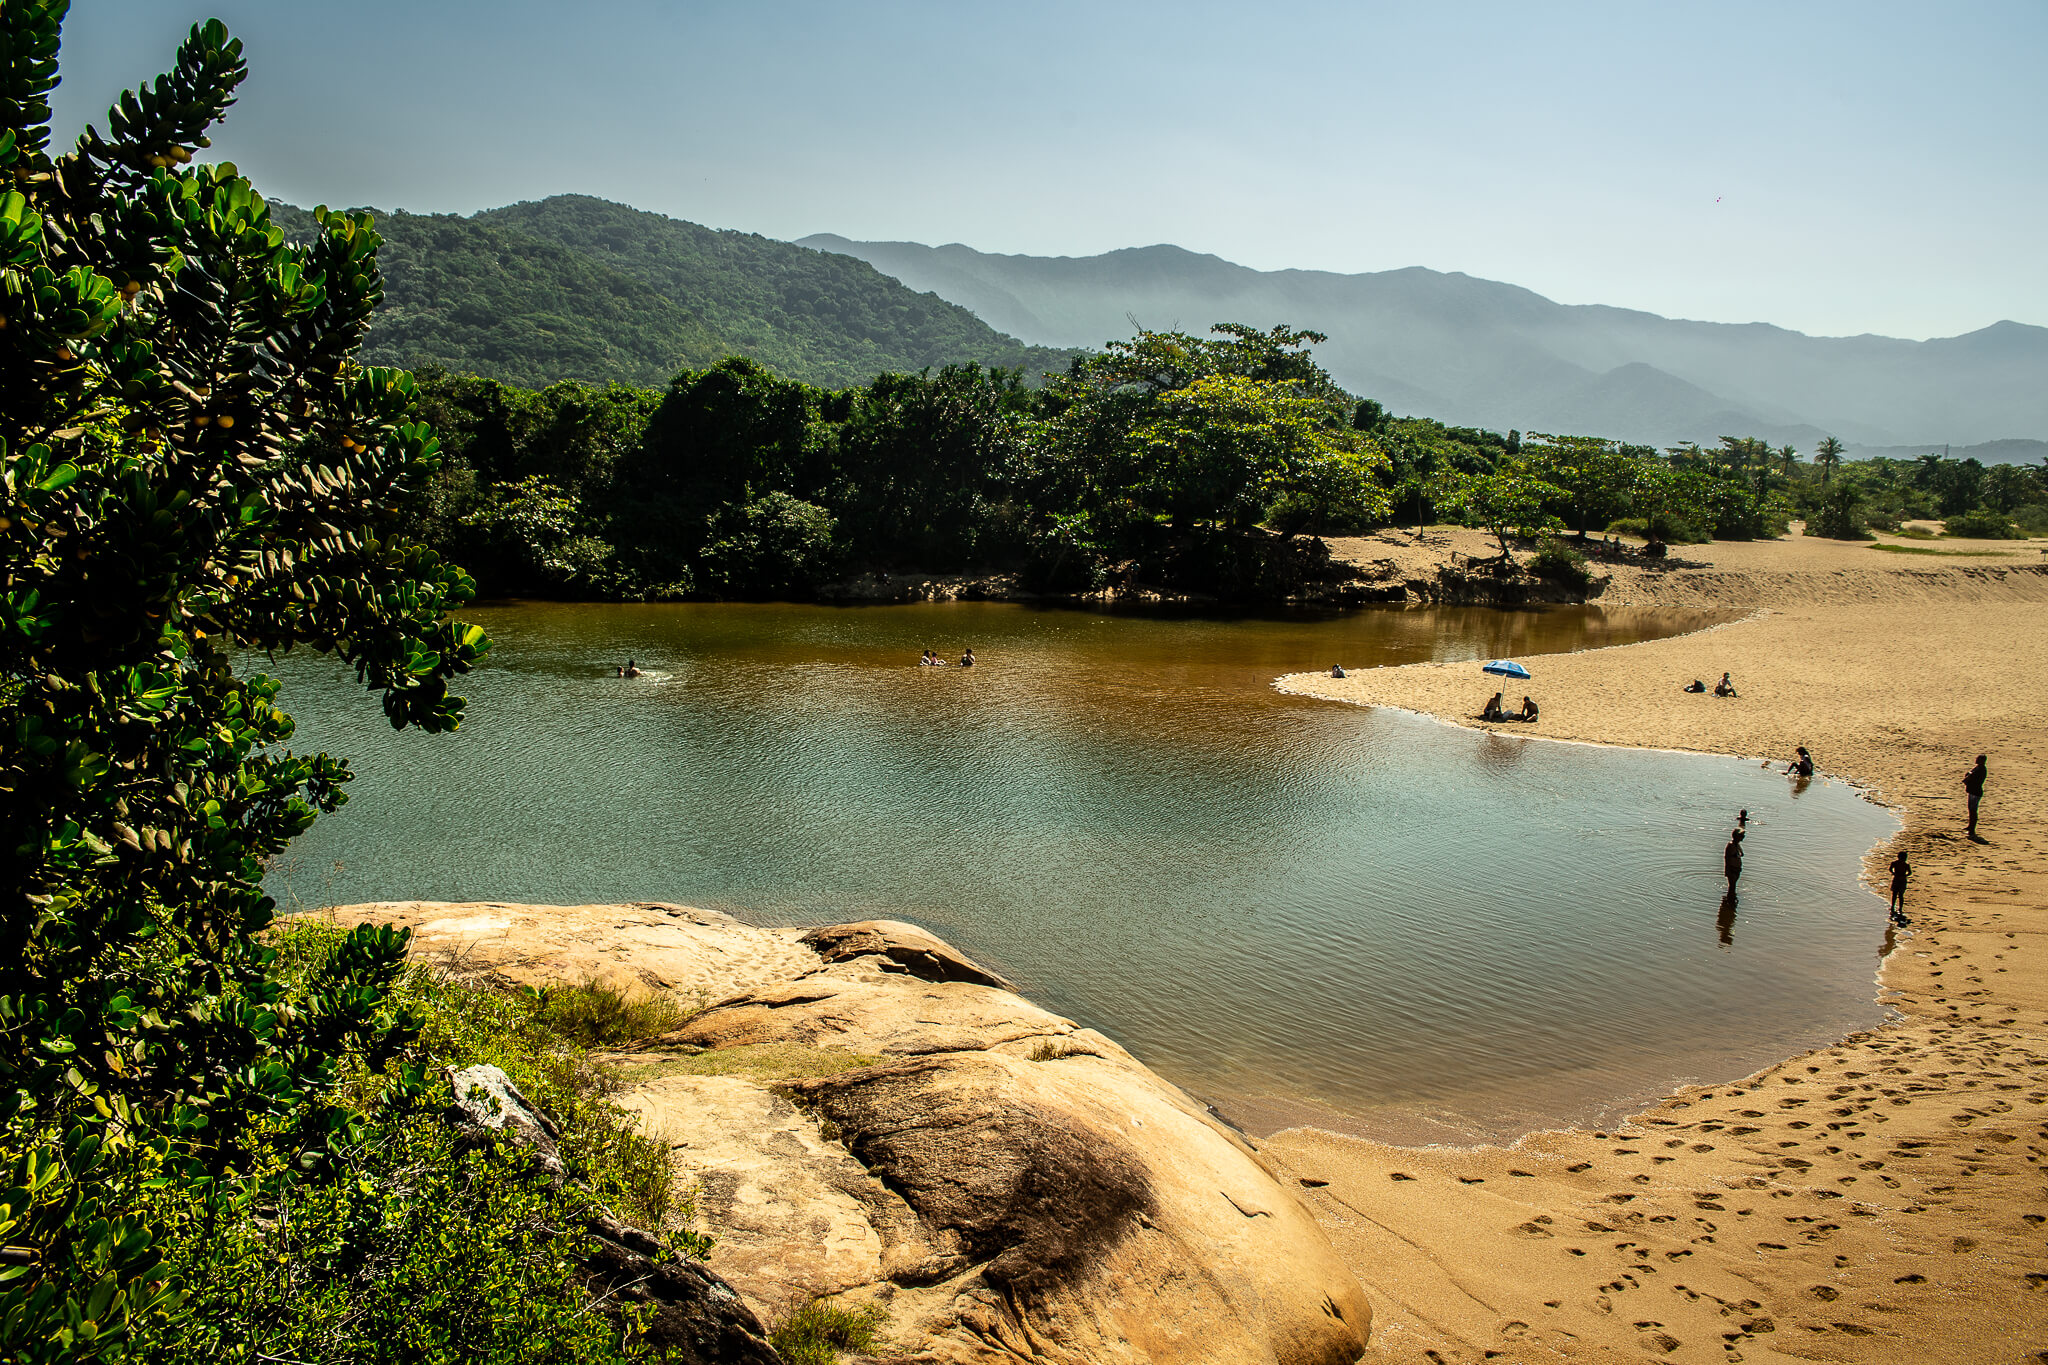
51, 1, 2047, 340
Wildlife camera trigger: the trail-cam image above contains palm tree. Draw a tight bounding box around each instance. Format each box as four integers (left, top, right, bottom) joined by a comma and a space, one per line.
1778, 444, 1798, 477
1814, 436, 1843, 487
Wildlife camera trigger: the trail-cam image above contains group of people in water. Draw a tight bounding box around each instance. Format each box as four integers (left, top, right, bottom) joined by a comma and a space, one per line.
920, 648, 975, 668
1719, 752, 1991, 937
1479, 691, 1538, 723
1682, 672, 1740, 697
615, 659, 642, 678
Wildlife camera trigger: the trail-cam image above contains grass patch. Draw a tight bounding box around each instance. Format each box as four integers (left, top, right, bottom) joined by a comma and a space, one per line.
771, 1297, 888, 1365
1868, 542, 2024, 557
522, 979, 702, 1047
626, 1042, 881, 1084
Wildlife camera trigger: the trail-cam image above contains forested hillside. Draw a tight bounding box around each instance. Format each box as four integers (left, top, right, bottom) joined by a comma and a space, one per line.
270, 196, 1072, 390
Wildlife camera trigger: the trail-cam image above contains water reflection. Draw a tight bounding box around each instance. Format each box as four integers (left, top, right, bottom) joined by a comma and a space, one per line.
263, 600, 1897, 1140
1717, 890, 1739, 947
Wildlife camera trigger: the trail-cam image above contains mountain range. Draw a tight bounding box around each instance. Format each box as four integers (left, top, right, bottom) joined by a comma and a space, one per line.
798, 234, 2047, 454
265, 193, 2042, 457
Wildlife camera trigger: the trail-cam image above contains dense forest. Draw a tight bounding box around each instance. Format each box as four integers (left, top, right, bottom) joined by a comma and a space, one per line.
268, 196, 1075, 391
400, 340, 2048, 605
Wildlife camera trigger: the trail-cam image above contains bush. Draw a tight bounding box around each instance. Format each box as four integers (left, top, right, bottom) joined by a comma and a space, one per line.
771, 1298, 888, 1365
123, 918, 709, 1364
2012, 504, 2048, 536
1943, 508, 2024, 540
1806, 484, 1873, 540
1528, 536, 1591, 588
1605, 511, 1706, 544
523, 980, 696, 1049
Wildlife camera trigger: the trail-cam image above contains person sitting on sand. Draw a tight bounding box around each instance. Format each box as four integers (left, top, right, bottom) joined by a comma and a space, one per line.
1714, 672, 1737, 697
1481, 691, 1505, 721
1889, 850, 1911, 921
960, 648, 975, 668
1683, 679, 1706, 693
623, 658, 642, 679
1787, 746, 1814, 778
1520, 695, 1538, 721
1331, 663, 1346, 678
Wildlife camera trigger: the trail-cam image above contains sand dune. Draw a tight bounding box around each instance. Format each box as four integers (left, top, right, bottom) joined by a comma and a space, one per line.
1272, 530, 2048, 1363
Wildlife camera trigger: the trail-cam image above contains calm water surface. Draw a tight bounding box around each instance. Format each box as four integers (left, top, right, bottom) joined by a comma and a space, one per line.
266, 601, 1897, 1141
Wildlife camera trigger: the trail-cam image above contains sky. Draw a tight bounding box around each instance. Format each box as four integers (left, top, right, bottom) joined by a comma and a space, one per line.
50, 1, 2048, 341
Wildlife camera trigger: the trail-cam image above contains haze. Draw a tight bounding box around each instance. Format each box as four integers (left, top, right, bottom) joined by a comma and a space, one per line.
52, 0, 2048, 341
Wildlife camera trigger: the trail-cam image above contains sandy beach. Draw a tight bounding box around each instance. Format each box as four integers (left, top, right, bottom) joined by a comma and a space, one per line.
1268, 528, 2048, 1363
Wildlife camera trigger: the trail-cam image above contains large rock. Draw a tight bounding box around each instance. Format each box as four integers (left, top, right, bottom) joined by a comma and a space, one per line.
785, 1050, 1370, 1365
348, 902, 1372, 1364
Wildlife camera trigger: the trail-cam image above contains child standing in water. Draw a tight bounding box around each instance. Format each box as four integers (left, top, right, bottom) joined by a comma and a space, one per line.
1723, 828, 1745, 893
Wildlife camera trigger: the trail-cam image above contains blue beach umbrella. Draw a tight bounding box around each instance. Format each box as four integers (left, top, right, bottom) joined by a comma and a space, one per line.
1481, 659, 1531, 679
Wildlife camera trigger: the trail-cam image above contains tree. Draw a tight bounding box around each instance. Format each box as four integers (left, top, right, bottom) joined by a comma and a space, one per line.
1027, 323, 1385, 582
1813, 436, 1843, 487
1430, 464, 1566, 559
1521, 434, 1646, 535
0, 10, 486, 1356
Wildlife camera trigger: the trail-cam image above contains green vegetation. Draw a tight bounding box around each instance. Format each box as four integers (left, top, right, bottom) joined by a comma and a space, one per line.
0, 12, 689, 1361
519, 980, 698, 1049
1528, 537, 1592, 588
1867, 543, 2023, 557
130, 918, 705, 1365
269, 195, 1075, 392
770, 1296, 888, 1365
1941, 508, 2025, 540
629, 1043, 880, 1084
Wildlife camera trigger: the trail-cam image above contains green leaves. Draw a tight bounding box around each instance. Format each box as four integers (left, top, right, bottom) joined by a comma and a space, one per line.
0, 12, 501, 1362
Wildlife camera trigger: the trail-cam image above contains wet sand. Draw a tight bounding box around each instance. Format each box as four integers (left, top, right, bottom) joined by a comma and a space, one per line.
1270, 529, 2048, 1364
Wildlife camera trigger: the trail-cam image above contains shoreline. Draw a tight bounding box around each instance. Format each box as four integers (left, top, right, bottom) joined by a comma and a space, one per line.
1259, 529, 2048, 1362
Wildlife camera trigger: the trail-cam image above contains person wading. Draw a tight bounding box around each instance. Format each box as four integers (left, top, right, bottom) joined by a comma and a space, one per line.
1964, 754, 1988, 840
1723, 828, 1745, 894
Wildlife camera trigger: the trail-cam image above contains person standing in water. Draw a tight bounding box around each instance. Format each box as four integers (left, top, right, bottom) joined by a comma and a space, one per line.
1723, 828, 1745, 893
960, 648, 976, 668
1963, 754, 1987, 839
1888, 850, 1911, 922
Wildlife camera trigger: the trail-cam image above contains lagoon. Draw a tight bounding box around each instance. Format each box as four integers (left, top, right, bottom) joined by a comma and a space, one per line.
266, 601, 1897, 1141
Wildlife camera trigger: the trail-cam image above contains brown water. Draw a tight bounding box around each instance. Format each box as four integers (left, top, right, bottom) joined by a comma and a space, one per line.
265, 601, 1897, 1141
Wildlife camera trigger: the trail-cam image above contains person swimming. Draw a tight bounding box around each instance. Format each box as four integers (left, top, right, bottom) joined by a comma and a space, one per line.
960, 648, 976, 668
623, 658, 641, 678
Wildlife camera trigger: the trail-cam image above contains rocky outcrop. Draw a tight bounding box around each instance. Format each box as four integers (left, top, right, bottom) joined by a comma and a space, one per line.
346, 901, 1372, 1364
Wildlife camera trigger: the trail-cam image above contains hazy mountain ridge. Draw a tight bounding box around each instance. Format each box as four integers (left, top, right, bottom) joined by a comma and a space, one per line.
799, 234, 2047, 451
269, 197, 1072, 391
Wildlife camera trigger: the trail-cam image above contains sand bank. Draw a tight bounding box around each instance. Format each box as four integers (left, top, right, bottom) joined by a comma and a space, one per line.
1268, 530, 2048, 1363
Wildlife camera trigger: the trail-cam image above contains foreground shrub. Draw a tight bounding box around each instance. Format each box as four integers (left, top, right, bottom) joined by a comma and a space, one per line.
1944, 507, 2024, 539
121, 918, 707, 1365
0, 13, 494, 1358
523, 980, 694, 1049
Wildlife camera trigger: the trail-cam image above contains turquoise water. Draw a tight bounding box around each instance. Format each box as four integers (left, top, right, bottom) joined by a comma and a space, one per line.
264, 601, 1897, 1140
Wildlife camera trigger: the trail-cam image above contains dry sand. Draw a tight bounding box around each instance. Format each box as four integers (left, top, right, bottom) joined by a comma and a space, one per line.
1266, 529, 2048, 1363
